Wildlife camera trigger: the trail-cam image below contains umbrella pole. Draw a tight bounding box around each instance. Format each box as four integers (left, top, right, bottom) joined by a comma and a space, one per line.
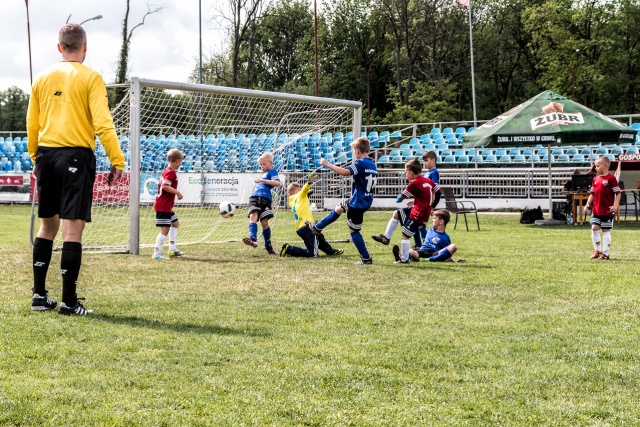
548, 146, 553, 219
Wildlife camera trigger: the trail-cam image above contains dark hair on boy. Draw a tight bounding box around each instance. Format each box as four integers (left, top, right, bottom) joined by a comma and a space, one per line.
351, 137, 371, 153
405, 158, 422, 175
433, 209, 451, 226
422, 150, 437, 162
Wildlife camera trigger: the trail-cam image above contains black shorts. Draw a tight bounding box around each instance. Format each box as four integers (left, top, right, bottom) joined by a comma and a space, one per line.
36, 147, 96, 221
156, 211, 178, 227
340, 200, 368, 231
397, 207, 421, 237
417, 250, 436, 259
247, 196, 274, 220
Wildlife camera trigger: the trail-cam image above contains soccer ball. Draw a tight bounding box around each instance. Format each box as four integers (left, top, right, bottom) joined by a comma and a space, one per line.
219, 201, 236, 218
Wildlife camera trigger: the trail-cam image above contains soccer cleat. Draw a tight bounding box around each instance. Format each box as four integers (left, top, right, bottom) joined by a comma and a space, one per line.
392, 244, 409, 264
168, 249, 184, 257
354, 258, 373, 265
280, 243, 290, 257
597, 253, 610, 260
590, 250, 601, 259
330, 248, 344, 256
305, 220, 323, 235
243, 237, 258, 248
392, 245, 401, 263
371, 234, 390, 245
266, 247, 277, 255
59, 298, 93, 316
153, 253, 170, 260
31, 292, 57, 311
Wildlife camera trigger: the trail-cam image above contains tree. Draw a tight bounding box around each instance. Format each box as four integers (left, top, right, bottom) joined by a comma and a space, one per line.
0, 87, 29, 132
115, 1, 165, 102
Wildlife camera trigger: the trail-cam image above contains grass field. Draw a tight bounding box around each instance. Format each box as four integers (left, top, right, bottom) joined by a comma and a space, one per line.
1, 204, 640, 426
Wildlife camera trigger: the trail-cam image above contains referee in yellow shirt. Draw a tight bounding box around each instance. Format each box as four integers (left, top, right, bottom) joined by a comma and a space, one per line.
27, 24, 125, 316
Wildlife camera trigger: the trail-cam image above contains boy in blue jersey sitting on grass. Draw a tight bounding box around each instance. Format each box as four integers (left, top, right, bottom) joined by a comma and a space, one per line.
280, 172, 344, 258
399, 209, 465, 263
242, 152, 281, 255
306, 137, 378, 265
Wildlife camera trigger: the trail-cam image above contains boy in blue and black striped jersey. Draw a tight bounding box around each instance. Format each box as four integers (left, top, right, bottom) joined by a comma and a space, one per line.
306, 137, 378, 264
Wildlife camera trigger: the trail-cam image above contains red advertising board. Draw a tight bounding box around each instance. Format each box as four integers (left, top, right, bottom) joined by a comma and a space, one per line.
29, 172, 130, 202
0, 175, 24, 186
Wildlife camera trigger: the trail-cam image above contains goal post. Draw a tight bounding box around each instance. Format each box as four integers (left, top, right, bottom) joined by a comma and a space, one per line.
81, 78, 362, 254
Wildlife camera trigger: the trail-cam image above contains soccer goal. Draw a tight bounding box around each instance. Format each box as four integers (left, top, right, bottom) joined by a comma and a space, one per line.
74, 78, 362, 254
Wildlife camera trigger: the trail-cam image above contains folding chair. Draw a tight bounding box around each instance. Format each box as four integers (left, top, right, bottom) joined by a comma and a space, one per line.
442, 187, 480, 231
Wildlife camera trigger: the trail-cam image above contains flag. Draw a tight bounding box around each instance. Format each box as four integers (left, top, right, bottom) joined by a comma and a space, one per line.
614, 158, 621, 181
457, 0, 469, 7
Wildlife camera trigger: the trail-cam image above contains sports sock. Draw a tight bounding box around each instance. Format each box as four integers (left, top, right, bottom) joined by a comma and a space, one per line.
61, 241, 82, 306
316, 210, 340, 230
602, 231, 611, 256
263, 227, 272, 249
401, 239, 411, 262
32, 237, 53, 295
415, 227, 427, 247
350, 231, 371, 260
155, 233, 166, 255
429, 248, 452, 262
384, 218, 399, 240
249, 222, 258, 240
169, 226, 178, 251
591, 230, 601, 251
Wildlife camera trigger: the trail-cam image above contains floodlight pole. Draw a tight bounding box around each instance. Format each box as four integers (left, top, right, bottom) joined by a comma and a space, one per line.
79, 15, 103, 25
313, 0, 319, 97
25, 0, 33, 86
468, 0, 477, 127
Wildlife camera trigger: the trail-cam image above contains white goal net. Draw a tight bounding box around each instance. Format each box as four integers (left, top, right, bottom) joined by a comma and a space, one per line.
71, 78, 362, 253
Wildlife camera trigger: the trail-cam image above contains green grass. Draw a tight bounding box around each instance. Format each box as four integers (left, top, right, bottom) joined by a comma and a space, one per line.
1, 204, 640, 426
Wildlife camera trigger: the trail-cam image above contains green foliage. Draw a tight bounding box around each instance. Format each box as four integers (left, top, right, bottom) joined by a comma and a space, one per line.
0, 87, 29, 132
3, 205, 640, 425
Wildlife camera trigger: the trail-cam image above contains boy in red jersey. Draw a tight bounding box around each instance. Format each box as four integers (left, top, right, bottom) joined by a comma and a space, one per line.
153, 149, 184, 260
585, 156, 621, 260
371, 158, 437, 263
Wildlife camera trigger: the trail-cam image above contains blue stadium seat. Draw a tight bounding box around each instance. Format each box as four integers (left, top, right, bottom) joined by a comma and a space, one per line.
596, 146, 609, 155
565, 147, 579, 156
429, 128, 442, 137
484, 155, 498, 165
495, 149, 507, 157
626, 146, 639, 154
390, 130, 402, 139
385, 155, 400, 165
378, 155, 391, 166
630, 123, 640, 130
400, 149, 413, 160
470, 155, 483, 165
611, 146, 624, 156
512, 155, 526, 164
442, 155, 456, 165
498, 155, 512, 164
388, 149, 401, 158
400, 143, 411, 150
571, 154, 586, 164
378, 131, 390, 144
456, 155, 470, 165
551, 147, 564, 156
442, 127, 453, 135
508, 149, 521, 157
455, 127, 466, 136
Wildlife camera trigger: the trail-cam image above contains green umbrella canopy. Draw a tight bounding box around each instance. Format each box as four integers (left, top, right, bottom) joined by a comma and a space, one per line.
462, 90, 638, 148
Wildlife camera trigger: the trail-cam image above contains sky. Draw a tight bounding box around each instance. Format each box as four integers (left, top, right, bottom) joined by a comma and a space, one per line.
0, 0, 228, 94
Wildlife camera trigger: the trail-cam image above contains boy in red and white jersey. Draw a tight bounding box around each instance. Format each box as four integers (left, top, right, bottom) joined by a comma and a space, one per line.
153, 149, 184, 259
585, 156, 621, 260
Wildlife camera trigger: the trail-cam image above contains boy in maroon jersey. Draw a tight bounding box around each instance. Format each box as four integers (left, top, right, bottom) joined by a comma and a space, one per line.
371, 158, 437, 263
153, 149, 184, 260
585, 156, 621, 260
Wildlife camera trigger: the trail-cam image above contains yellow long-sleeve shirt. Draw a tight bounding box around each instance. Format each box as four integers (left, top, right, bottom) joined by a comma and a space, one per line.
288, 183, 314, 231
27, 61, 125, 169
